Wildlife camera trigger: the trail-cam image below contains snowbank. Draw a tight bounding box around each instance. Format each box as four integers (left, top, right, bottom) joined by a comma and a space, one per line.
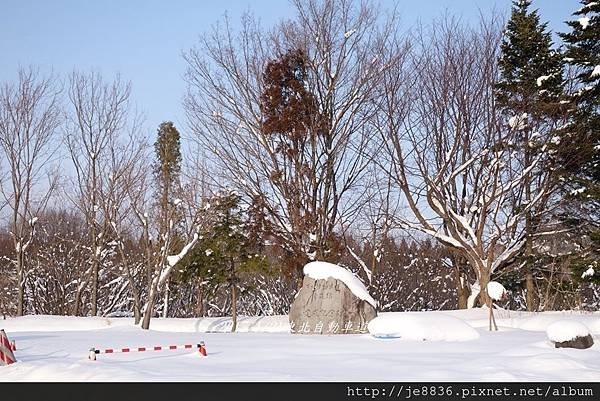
546, 320, 592, 343
148, 315, 290, 333
1, 315, 290, 334
1, 315, 117, 332
368, 313, 480, 341
303, 261, 377, 307
3, 310, 600, 381
511, 314, 600, 334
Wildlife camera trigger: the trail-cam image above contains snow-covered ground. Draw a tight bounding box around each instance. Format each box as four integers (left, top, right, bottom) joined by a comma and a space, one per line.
1, 309, 600, 381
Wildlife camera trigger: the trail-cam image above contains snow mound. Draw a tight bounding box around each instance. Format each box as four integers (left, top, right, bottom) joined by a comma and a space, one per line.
368, 313, 479, 341
546, 320, 591, 343
304, 261, 377, 307
1, 315, 115, 332
513, 314, 600, 334
149, 315, 290, 333
487, 281, 506, 301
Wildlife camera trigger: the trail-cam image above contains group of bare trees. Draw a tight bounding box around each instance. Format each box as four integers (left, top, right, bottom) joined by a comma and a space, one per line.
0, 70, 203, 329
0, 69, 61, 316
0, 0, 596, 325
184, 0, 596, 318
183, 0, 579, 320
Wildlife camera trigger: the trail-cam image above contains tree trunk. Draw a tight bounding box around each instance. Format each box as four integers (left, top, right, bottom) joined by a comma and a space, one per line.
231, 283, 237, 333
133, 301, 141, 325
525, 270, 536, 311
162, 280, 169, 318
230, 259, 237, 333
295, 258, 305, 291
477, 270, 497, 331
73, 288, 82, 316
141, 277, 159, 330
91, 256, 99, 316
523, 128, 537, 313
524, 212, 536, 311
141, 294, 155, 330
457, 277, 470, 310
129, 279, 142, 324
370, 232, 379, 297
195, 281, 204, 317
452, 255, 470, 309
16, 249, 25, 316
119, 247, 142, 324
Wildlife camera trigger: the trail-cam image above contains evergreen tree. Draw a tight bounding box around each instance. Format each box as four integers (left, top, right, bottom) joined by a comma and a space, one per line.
495, 0, 564, 311
153, 121, 182, 318
182, 190, 267, 331
496, 0, 564, 116
559, 0, 600, 285
153, 121, 182, 233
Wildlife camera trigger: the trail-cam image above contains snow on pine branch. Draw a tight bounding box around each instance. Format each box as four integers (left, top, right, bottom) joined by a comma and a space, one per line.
578, 17, 590, 29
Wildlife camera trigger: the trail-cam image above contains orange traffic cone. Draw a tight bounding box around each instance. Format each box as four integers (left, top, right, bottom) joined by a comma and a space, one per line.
0, 329, 17, 366
198, 341, 207, 356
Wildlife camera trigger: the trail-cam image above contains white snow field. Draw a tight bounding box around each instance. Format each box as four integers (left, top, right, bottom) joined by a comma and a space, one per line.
1, 309, 600, 382
368, 313, 480, 341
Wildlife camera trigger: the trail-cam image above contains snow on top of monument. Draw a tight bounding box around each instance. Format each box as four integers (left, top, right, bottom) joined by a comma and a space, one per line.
546, 320, 591, 343
303, 261, 377, 307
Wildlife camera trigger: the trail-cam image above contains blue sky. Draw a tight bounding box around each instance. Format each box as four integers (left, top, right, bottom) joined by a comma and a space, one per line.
0, 0, 580, 134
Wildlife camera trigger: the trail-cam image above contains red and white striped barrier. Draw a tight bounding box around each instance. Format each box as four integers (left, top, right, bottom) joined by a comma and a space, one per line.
89, 341, 207, 360
0, 329, 17, 366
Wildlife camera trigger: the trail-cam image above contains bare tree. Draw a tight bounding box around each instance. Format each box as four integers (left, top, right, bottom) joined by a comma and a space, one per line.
102, 133, 147, 322
184, 0, 403, 282
378, 17, 556, 329
344, 164, 398, 293
65, 71, 133, 316
26, 209, 88, 315
179, 143, 214, 316
0, 68, 61, 316
135, 192, 201, 329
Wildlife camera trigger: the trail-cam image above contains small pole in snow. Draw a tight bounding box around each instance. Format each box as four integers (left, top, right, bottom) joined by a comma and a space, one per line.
198, 341, 207, 356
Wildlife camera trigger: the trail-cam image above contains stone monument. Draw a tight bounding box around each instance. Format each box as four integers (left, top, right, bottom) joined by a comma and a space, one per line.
289, 261, 377, 334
